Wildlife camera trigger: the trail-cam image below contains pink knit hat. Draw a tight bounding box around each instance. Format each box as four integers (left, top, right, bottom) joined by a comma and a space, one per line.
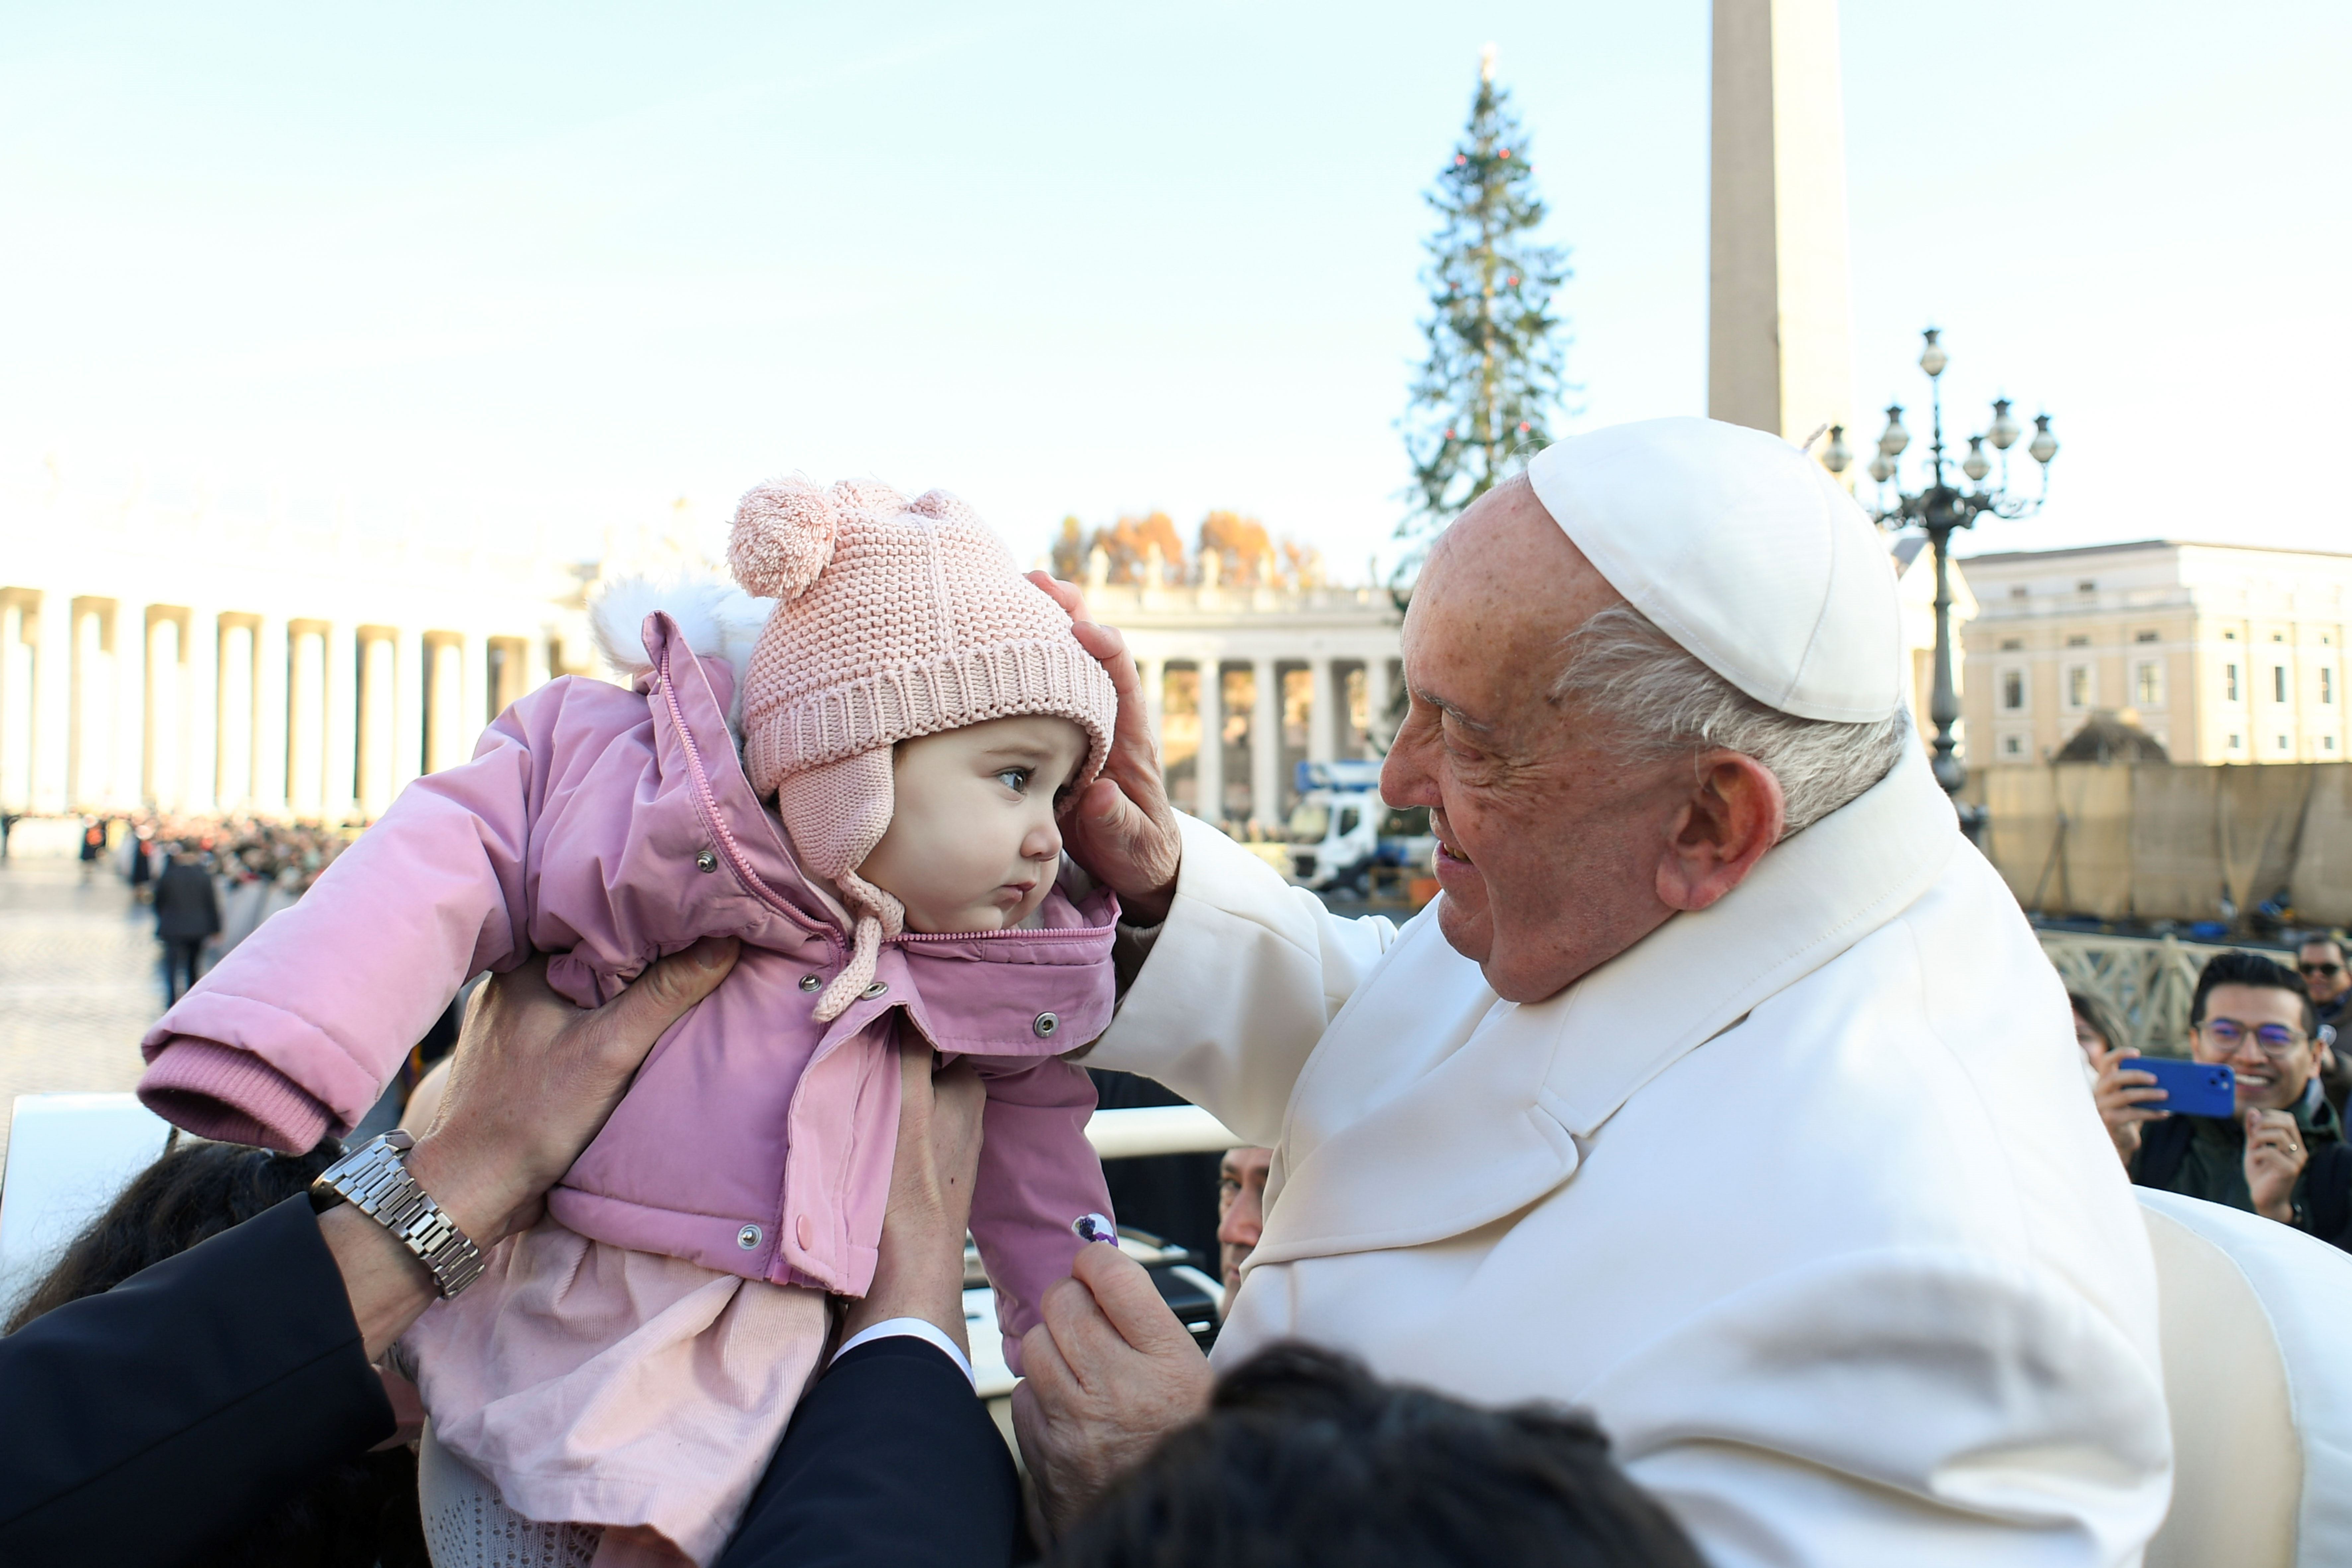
728, 476, 1117, 1020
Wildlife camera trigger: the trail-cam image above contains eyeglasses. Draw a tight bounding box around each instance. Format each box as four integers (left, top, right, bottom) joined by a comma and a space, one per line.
2198, 1018, 2310, 1055
2301, 962, 2344, 979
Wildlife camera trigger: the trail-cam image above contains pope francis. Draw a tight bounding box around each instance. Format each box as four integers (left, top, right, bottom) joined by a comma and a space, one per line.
1020, 417, 2170, 1566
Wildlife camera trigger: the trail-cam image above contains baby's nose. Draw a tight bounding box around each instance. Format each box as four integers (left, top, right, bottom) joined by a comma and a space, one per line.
1023, 816, 1063, 862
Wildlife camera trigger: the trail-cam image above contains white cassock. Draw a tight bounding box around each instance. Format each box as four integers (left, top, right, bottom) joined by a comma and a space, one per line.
1087, 738, 2171, 1566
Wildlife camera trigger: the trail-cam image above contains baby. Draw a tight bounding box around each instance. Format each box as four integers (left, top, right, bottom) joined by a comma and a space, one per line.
136, 477, 1123, 1566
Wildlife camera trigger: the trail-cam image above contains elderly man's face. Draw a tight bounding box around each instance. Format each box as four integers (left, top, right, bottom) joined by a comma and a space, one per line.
1380, 481, 1778, 1004
1216, 1146, 1274, 1306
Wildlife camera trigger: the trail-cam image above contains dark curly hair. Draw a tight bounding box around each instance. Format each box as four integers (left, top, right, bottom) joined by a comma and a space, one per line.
6, 1137, 428, 1568
1050, 1342, 1707, 1568
2190, 950, 2316, 1041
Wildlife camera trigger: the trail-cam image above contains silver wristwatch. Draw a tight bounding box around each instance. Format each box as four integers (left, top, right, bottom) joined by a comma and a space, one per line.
310, 1130, 487, 1299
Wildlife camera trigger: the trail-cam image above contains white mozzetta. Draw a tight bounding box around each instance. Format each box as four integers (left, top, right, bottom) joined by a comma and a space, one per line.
1090, 740, 2170, 1566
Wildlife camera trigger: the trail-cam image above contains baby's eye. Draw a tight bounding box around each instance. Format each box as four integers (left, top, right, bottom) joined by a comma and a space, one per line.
997, 767, 1033, 793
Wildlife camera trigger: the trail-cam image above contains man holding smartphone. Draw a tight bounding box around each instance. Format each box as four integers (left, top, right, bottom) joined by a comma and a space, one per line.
2099, 950, 2352, 1250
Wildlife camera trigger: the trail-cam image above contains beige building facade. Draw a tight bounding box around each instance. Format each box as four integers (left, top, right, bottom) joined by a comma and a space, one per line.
1959, 541, 2352, 768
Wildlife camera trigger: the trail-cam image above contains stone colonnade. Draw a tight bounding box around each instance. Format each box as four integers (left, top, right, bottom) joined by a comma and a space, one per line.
0, 495, 592, 820
1093, 581, 1406, 831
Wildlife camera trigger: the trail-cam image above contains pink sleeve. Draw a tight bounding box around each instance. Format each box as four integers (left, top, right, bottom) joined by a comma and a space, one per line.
964, 1056, 1110, 1373
135, 694, 555, 1152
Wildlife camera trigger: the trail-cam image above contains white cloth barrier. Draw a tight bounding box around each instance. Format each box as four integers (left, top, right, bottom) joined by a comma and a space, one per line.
2139, 1188, 2352, 1567
0, 1093, 176, 1318
1083, 1104, 1242, 1159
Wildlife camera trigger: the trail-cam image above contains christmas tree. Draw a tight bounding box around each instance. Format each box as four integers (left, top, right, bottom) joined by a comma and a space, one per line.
1398, 49, 1570, 568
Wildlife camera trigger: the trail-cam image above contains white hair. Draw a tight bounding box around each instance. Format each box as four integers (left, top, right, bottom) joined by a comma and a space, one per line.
1550, 605, 1906, 837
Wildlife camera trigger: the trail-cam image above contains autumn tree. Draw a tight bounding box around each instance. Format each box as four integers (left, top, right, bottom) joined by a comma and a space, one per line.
1197, 511, 1275, 587
1397, 51, 1570, 570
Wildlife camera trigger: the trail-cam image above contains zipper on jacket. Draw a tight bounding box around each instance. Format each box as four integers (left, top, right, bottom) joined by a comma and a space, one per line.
655, 645, 844, 962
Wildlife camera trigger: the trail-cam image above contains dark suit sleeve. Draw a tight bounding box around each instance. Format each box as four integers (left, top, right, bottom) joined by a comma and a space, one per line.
0, 1194, 396, 1565
715, 1336, 1021, 1568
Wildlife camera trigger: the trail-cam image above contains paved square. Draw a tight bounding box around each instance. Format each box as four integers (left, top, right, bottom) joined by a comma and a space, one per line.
0, 856, 166, 1172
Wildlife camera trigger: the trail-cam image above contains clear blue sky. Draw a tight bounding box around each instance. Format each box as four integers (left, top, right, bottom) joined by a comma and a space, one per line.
2, 1, 2344, 576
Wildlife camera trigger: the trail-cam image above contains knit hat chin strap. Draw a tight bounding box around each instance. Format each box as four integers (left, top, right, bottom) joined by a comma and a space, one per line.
774, 750, 907, 1023
814, 871, 904, 1023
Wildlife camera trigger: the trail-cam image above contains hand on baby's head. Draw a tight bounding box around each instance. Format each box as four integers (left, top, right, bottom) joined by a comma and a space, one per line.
856, 715, 1090, 934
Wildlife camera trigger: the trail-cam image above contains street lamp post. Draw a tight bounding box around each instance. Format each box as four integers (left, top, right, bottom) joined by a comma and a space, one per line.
1822, 328, 2057, 838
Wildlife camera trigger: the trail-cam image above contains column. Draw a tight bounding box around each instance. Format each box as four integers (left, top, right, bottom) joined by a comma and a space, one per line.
324, 618, 358, 820
1365, 656, 1396, 754
67, 603, 102, 808
1250, 658, 1280, 830
215, 617, 258, 811
286, 622, 328, 817
185, 604, 220, 814
116, 602, 148, 813
1194, 657, 1224, 825
394, 628, 425, 792
144, 611, 181, 809
0, 594, 36, 812
461, 630, 491, 747
1307, 658, 1338, 765
33, 588, 71, 812
1135, 657, 1164, 749
253, 617, 290, 814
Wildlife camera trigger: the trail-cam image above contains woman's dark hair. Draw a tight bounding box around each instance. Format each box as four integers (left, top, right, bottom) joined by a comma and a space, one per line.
2068, 991, 2130, 1055
6, 1137, 428, 1568
1050, 1342, 1707, 1568
2190, 950, 2317, 1040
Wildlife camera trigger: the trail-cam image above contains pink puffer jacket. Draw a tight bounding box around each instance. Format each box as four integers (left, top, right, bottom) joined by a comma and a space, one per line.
137, 611, 1115, 1351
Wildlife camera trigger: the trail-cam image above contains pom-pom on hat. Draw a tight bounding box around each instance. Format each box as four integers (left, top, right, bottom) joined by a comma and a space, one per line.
729, 476, 1118, 1020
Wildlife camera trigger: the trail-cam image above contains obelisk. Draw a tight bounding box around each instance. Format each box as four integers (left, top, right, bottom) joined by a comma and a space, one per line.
1707, 0, 1855, 449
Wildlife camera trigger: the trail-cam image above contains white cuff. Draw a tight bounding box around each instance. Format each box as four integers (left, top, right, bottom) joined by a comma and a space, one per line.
832, 1317, 976, 1389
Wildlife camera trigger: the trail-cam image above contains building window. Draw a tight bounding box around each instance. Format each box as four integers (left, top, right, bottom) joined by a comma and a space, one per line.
2002, 734, 2024, 757
2136, 662, 2162, 706
2136, 630, 2160, 643
2077, 580, 2096, 594
2226, 664, 2240, 702
2066, 635, 2091, 648
2327, 736, 2339, 752
2272, 632, 2286, 643
2278, 735, 2291, 751
1999, 637, 2024, 652
2275, 666, 2289, 703
2002, 670, 2026, 711
2323, 668, 2335, 705
2067, 666, 2091, 708
2009, 586, 2029, 600
2229, 733, 2243, 750
2224, 630, 2239, 641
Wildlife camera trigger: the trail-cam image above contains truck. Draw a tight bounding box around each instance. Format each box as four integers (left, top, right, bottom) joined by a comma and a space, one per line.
1281, 759, 1435, 893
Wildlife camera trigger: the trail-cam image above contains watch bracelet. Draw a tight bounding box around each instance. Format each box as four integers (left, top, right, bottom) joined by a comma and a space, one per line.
319, 1135, 487, 1298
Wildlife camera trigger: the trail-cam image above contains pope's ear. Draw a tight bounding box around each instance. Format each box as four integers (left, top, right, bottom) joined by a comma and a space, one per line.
1655, 752, 1783, 913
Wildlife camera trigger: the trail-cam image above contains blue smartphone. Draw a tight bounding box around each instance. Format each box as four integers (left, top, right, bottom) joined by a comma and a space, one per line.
2136, 1058, 2236, 1119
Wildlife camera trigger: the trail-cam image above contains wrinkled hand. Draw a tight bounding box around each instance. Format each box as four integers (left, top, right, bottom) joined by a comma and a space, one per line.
1012, 1239, 1212, 1539
2243, 1107, 2309, 1225
840, 1043, 987, 1353
407, 938, 740, 1248
2090, 1043, 2166, 1167
1028, 572, 1183, 924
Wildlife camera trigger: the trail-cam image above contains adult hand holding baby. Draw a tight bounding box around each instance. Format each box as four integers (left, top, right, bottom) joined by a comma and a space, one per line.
1026, 572, 1184, 924
332, 937, 741, 1358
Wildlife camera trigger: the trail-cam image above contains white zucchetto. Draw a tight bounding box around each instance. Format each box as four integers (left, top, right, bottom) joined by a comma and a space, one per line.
1524, 416, 1905, 725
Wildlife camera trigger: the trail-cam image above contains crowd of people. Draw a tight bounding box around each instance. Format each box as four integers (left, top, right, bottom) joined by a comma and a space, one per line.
71, 812, 359, 1001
